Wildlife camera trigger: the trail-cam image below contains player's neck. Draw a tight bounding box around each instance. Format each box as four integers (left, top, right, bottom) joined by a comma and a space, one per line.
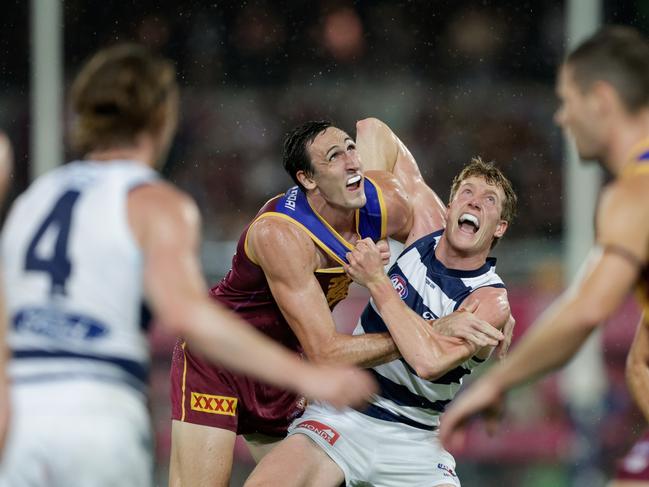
606, 110, 649, 175
306, 192, 357, 235
84, 135, 156, 168
434, 237, 489, 271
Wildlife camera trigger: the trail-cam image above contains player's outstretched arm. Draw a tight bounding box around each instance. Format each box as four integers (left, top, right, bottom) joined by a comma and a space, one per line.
440, 179, 648, 449
246, 216, 401, 368
0, 131, 13, 457
128, 183, 376, 408
344, 238, 504, 379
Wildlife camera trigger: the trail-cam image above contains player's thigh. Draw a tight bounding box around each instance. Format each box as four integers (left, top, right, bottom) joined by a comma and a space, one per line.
244, 434, 344, 487
169, 420, 237, 487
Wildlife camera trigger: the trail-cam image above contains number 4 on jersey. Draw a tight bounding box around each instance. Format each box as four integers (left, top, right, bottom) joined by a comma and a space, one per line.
25, 190, 81, 295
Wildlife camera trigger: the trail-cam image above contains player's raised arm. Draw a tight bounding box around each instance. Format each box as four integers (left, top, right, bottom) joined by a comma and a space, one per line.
129, 182, 376, 409
356, 117, 446, 241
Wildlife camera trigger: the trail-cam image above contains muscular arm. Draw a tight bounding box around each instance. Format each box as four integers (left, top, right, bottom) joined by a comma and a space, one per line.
247, 217, 400, 367
440, 179, 649, 448
475, 178, 648, 393
128, 183, 376, 407
356, 117, 446, 242
627, 317, 649, 423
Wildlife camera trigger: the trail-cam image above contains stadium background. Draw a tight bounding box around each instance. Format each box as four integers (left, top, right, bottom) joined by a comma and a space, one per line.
1, 1, 648, 485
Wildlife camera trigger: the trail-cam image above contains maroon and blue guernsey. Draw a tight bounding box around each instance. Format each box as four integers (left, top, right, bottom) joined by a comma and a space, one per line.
170, 177, 386, 436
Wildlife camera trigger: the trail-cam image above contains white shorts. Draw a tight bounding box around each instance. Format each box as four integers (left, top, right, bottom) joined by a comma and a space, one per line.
0, 379, 153, 487
288, 402, 460, 487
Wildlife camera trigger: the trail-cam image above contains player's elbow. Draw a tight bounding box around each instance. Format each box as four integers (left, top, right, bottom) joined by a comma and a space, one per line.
409, 355, 446, 381
356, 117, 385, 136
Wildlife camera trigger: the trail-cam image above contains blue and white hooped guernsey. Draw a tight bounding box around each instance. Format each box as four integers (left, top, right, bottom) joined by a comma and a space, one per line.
354, 229, 505, 431
2, 161, 158, 397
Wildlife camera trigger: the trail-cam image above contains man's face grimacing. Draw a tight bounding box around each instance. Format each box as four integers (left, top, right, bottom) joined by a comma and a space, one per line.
446, 176, 508, 254
297, 126, 367, 210
554, 63, 608, 162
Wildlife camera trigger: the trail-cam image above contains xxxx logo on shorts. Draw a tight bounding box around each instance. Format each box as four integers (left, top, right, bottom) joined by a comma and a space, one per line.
295, 420, 340, 446
190, 392, 237, 416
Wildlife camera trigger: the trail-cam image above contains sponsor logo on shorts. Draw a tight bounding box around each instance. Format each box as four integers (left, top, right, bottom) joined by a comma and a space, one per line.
389, 273, 408, 299
295, 420, 340, 446
190, 392, 237, 416
437, 463, 457, 478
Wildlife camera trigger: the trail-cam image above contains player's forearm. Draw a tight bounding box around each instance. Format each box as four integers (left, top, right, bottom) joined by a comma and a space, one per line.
166, 297, 312, 394
310, 331, 400, 368
366, 277, 474, 379
487, 297, 597, 392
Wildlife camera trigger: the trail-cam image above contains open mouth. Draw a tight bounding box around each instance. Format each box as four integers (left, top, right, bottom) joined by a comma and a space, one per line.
458, 213, 480, 234
346, 174, 362, 191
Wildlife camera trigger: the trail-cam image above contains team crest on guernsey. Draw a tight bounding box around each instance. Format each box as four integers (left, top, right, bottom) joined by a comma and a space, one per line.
389, 274, 408, 299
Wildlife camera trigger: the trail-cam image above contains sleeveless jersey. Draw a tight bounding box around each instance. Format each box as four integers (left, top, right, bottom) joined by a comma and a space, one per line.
353, 229, 505, 430
2, 160, 158, 394
211, 177, 387, 349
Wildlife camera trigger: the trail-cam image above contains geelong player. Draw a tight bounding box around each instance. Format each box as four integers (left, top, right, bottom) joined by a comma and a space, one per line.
0, 44, 377, 487
440, 26, 649, 487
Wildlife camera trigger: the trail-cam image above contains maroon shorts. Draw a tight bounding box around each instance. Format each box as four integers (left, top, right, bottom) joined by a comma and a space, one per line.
170, 339, 305, 437
615, 429, 649, 481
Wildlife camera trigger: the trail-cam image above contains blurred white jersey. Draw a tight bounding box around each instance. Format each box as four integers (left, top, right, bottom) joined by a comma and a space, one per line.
0, 160, 158, 487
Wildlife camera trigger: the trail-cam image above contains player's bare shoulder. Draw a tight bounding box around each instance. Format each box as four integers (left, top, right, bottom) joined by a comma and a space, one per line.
596, 174, 649, 263
127, 180, 200, 248
247, 213, 321, 272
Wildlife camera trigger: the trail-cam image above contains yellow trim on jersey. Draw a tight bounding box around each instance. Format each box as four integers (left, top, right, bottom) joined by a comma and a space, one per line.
316, 266, 346, 273
306, 199, 357, 252
625, 136, 649, 164
248, 212, 347, 266
624, 164, 649, 177
244, 194, 285, 265
181, 341, 188, 422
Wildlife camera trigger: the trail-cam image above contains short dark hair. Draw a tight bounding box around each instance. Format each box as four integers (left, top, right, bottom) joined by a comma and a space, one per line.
282, 120, 333, 191
70, 43, 178, 154
449, 157, 517, 248
567, 26, 649, 112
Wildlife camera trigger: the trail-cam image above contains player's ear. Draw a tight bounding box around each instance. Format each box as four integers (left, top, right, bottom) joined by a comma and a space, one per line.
494, 220, 508, 238
296, 170, 316, 191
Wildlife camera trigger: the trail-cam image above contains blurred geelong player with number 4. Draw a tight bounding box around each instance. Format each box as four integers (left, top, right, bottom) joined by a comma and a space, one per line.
0, 44, 377, 487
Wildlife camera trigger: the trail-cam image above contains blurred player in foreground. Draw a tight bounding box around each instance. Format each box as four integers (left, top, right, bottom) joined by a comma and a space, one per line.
0, 44, 376, 487
0, 132, 13, 457
440, 26, 649, 487
244, 122, 516, 486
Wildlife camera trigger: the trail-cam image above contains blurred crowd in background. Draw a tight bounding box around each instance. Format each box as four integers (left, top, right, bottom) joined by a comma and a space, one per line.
2, 1, 649, 485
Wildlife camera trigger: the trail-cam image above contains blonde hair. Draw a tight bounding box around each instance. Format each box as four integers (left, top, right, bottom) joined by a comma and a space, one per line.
70, 43, 177, 154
